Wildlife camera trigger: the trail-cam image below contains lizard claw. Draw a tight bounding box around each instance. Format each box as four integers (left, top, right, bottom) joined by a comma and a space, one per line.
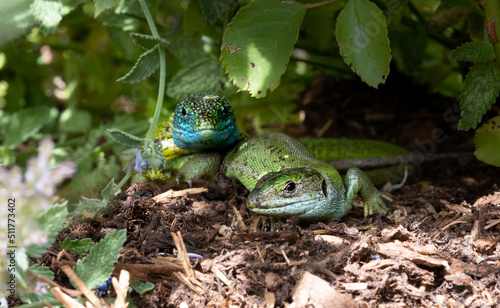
363, 192, 392, 216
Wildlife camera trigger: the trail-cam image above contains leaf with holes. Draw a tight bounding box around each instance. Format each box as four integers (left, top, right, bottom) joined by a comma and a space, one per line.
221, 0, 306, 98
336, 0, 391, 88
475, 116, 500, 166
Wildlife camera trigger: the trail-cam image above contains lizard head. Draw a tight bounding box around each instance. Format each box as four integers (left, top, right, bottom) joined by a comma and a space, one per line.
173, 94, 239, 151
247, 167, 334, 221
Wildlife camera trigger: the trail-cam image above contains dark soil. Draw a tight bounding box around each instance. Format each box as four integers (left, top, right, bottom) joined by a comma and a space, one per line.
26, 75, 500, 307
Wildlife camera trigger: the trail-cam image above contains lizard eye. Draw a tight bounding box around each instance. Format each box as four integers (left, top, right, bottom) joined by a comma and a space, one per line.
181, 107, 187, 118
284, 181, 296, 192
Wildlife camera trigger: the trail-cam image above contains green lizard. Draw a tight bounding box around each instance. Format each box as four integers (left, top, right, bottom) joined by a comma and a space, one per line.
146, 94, 405, 222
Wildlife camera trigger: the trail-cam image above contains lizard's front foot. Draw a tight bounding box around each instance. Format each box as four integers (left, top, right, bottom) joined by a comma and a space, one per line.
363, 191, 392, 216
344, 167, 393, 217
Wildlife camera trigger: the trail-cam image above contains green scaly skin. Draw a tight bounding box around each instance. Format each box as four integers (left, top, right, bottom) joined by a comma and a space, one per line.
222, 133, 391, 221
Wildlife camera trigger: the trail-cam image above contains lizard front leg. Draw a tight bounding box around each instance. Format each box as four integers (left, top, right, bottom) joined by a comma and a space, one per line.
344, 167, 392, 216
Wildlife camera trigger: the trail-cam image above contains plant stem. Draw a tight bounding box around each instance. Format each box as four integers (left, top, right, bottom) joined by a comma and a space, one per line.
484, 0, 500, 61
111, 170, 133, 196
305, 0, 339, 9
138, 0, 167, 141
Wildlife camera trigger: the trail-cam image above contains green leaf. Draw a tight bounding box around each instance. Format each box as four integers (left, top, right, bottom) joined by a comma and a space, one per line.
458, 62, 500, 130
130, 280, 155, 295
336, 0, 391, 88
167, 58, 229, 99
390, 26, 427, 75
29, 264, 55, 280
117, 45, 160, 83
31, 0, 63, 35
221, 0, 306, 98
26, 202, 68, 257
60, 238, 95, 255
107, 129, 143, 147
4, 106, 57, 150
101, 178, 115, 199
94, 0, 120, 17
59, 108, 93, 134
168, 35, 207, 67
450, 41, 495, 63
74, 229, 127, 290
475, 116, 500, 166
130, 33, 169, 51
200, 0, 234, 24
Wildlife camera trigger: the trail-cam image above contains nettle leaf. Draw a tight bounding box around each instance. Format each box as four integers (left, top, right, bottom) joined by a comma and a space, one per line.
60, 238, 95, 255
31, 0, 63, 35
4, 106, 58, 150
221, 0, 306, 98
117, 45, 160, 83
450, 41, 495, 63
458, 62, 500, 130
74, 229, 127, 290
167, 58, 228, 99
130, 33, 169, 51
107, 129, 143, 147
336, 0, 391, 88
200, 0, 234, 24
94, 0, 120, 17
475, 116, 500, 166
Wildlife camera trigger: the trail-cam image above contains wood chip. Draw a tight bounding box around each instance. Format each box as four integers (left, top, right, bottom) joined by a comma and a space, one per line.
292, 271, 356, 308
377, 241, 450, 269
152, 187, 208, 202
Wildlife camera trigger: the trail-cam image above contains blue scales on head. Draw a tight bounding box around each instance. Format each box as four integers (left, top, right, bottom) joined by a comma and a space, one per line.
172, 94, 240, 151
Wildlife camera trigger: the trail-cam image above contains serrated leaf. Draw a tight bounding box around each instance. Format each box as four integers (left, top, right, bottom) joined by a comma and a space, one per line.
74, 229, 127, 290
60, 237, 95, 255
130, 280, 155, 295
117, 45, 160, 83
200, 0, 234, 24
101, 178, 115, 199
458, 62, 500, 130
31, 0, 63, 35
167, 58, 228, 99
130, 33, 169, 51
475, 116, 500, 166
30, 264, 55, 280
4, 106, 57, 150
336, 0, 391, 88
94, 0, 119, 17
107, 129, 143, 147
450, 41, 495, 63
221, 0, 306, 98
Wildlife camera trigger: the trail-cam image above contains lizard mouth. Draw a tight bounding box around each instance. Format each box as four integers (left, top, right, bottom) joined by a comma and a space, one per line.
247, 199, 316, 217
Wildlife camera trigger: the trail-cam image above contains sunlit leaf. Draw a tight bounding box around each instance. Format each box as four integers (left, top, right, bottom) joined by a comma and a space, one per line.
4, 107, 57, 150
458, 62, 500, 130
474, 116, 500, 166
221, 0, 306, 98
31, 0, 63, 35
336, 0, 391, 88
